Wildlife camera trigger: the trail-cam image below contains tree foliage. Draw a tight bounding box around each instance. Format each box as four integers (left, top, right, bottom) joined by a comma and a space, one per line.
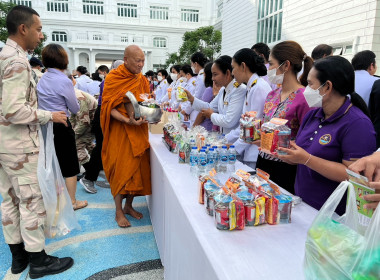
165, 26, 222, 67
0, 2, 47, 58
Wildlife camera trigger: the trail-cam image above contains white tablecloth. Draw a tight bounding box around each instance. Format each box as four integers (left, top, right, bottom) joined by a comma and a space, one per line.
146, 133, 318, 280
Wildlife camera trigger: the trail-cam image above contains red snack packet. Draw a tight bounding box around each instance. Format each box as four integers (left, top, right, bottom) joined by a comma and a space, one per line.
265, 197, 279, 225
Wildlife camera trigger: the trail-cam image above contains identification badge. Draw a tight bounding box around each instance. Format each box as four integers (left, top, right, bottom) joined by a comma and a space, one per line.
224, 101, 228, 105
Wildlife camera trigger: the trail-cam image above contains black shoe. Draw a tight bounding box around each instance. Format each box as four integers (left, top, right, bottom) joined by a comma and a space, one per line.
8, 243, 29, 274
29, 250, 74, 279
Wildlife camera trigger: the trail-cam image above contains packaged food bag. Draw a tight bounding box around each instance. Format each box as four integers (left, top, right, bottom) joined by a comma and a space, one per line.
176, 86, 188, 102
304, 181, 380, 280
260, 118, 291, 155
37, 123, 81, 238
239, 111, 261, 143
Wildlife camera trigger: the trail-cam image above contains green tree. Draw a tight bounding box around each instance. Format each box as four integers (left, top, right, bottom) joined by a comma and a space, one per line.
0, 2, 47, 58
165, 26, 222, 67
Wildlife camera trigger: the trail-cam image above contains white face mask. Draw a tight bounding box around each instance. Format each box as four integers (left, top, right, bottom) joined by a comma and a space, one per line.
170, 73, 178, 81
157, 75, 163, 82
303, 83, 326, 108
267, 62, 286, 85
99, 74, 105, 80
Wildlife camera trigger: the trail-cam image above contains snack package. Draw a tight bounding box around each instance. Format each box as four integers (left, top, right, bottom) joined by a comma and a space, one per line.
225, 174, 242, 193
204, 182, 221, 216
260, 118, 291, 155
139, 93, 159, 108
176, 86, 188, 102
254, 197, 266, 226
198, 175, 207, 204
178, 140, 190, 164
275, 194, 293, 223
214, 193, 233, 230
236, 190, 255, 226
265, 197, 280, 225
228, 197, 245, 231
239, 111, 261, 143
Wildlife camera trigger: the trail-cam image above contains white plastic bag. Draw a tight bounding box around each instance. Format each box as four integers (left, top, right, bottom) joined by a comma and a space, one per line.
304, 181, 380, 280
37, 123, 81, 238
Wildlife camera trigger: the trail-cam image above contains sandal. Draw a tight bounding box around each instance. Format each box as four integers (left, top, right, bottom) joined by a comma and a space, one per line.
72, 200, 88, 211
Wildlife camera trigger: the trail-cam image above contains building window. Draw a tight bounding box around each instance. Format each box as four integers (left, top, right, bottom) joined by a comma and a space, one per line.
121, 35, 128, 42
332, 46, 343, 55
217, 2, 223, 19
153, 64, 166, 72
257, 0, 283, 44
153, 37, 167, 48
117, 3, 137, 17
10, 0, 32, 7
83, 0, 104, 15
93, 34, 103, 41
150, 6, 169, 20
52, 31, 67, 42
181, 8, 199, 22
133, 36, 143, 43
344, 45, 353, 55
47, 0, 68, 12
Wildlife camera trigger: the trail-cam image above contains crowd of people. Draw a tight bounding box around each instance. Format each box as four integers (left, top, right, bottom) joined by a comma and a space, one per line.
2, 4, 380, 279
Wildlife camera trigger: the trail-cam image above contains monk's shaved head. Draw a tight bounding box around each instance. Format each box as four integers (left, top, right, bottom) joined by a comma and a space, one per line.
124, 45, 145, 74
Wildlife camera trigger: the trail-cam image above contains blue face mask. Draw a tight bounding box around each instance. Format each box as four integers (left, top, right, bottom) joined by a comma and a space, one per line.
153, 81, 158, 86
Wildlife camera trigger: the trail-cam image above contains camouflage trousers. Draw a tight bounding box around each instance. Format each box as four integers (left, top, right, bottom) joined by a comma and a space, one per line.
0, 153, 45, 252
76, 130, 95, 165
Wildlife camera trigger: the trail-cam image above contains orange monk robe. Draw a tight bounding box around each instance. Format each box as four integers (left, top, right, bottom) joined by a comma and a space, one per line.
100, 64, 151, 197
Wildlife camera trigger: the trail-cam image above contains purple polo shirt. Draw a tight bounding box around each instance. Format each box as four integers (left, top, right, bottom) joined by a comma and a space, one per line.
98, 80, 105, 106
295, 98, 376, 215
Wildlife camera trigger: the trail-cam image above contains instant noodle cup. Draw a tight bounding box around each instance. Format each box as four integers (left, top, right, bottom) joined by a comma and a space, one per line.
214, 194, 233, 230
204, 182, 221, 216
236, 191, 255, 226
275, 194, 293, 223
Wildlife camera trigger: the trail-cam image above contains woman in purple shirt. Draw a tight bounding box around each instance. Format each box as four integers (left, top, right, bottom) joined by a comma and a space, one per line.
37, 43, 87, 210
279, 56, 376, 215
193, 62, 214, 131
254, 41, 314, 194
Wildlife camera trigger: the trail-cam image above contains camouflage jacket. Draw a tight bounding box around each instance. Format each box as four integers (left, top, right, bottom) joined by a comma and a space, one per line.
69, 89, 98, 137
0, 39, 51, 154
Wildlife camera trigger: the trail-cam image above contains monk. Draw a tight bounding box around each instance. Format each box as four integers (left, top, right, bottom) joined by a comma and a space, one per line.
100, 45, 151, 227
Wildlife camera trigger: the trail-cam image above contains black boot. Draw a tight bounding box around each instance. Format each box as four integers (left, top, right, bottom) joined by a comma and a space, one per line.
8, 243, 29, 274
29, 250, 73, 279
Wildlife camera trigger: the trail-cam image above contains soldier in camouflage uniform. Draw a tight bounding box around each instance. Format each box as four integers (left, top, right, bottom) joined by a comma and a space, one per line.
0, 6, 74, 277
68, 77, 98, 166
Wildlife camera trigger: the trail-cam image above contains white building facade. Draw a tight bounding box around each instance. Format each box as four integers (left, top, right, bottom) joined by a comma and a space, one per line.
219, 0, 380, 66
8, 0, 218, 73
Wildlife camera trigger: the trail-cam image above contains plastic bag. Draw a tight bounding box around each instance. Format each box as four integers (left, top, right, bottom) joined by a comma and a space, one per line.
37, 123, 81, 238
304, 181, 380, 279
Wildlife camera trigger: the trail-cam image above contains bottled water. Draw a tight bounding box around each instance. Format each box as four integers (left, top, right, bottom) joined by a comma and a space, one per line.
190, 147, 198, 176
212, 146, 219, 171
228, 145, 237, 172
207, 148, 215, 171
219, 146, 228, 173
206, 144, 211, 153
198, 149, 207, 175
189, 139, 196, 149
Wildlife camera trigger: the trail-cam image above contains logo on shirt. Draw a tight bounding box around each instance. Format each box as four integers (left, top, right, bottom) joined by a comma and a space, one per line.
192, 80, 196, 86
319, 134, 332, 145
233, 82, 240, 88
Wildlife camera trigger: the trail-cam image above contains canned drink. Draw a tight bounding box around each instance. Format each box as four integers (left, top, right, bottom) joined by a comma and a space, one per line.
214, 205, 229, 230
245, 203, 256, 226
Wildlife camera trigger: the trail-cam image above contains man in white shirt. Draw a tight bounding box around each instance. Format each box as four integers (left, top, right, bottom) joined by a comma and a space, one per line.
352, 50, 379, 106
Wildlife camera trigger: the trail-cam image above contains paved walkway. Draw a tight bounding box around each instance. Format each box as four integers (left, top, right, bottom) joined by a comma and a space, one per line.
0, 174, 163, 280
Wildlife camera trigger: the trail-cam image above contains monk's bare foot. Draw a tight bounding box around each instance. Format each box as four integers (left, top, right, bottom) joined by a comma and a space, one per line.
115, 210, 131, 228
123, 205, 143, 220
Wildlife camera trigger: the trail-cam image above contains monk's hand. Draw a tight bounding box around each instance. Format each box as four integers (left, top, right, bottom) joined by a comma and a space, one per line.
185, 89, 194, 104
201, 108, 213, 119
126, 113, 148, 126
